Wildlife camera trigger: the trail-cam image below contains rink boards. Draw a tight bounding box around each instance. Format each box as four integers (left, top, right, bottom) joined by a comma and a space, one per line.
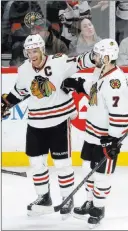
2, 67, 128, 167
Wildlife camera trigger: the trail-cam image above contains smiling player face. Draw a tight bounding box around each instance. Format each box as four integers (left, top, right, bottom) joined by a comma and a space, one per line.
27, 48, 43, 67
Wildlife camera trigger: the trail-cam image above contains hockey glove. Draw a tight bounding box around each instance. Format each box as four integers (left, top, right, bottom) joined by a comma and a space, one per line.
1, 94, 12, 119
100, 135, 122, 159
61, 77, 86, 94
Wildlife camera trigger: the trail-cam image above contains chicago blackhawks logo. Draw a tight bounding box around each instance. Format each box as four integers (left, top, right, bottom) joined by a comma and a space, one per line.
110, 79, 121, 89
24, 12, 43, 28
30, 75, 56, 99
89, 82, 97, 106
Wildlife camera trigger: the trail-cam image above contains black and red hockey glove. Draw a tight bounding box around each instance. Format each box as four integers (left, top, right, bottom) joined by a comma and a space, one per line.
100, 135, 122, 159
1, 94, 12, 119
61, 77, 86, 94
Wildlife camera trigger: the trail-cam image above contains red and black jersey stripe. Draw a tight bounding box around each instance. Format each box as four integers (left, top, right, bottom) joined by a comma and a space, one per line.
109, 113, 128, 132
28, 98, 76, 120
85, 120, 108, 139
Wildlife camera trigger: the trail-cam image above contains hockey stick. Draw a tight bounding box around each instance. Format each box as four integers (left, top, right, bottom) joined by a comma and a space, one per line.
1, 169, 27, 177
53, 132, 128, 212
1, 94, 30, 121
1, 132, 127, 210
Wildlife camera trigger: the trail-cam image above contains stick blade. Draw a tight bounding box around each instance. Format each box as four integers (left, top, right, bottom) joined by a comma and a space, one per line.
1, 169, 27, 177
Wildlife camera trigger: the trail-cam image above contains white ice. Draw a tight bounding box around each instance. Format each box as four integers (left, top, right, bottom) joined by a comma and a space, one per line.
2, 166, 128, 230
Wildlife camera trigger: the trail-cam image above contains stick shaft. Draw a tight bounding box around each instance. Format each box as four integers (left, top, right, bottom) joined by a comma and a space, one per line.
54, 132, 127, 212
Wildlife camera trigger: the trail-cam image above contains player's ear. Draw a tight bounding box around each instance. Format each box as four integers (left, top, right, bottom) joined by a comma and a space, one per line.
104, 55, 109, 65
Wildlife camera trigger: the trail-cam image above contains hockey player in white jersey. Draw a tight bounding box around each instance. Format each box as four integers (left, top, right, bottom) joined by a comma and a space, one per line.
62, 38, 128, 228
1, 34, 95, 217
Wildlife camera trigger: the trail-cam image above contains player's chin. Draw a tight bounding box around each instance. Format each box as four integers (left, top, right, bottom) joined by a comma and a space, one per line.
96, 63, 102, 68
32, 60, 39, 67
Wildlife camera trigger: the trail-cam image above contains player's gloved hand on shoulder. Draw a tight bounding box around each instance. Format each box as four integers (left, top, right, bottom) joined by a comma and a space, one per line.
1, 94, 11, 119
100, 135, 122, 159
61, 77, 86, 94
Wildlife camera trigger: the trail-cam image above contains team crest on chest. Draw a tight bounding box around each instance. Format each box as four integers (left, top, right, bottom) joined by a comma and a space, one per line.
89, 82, 97, 106
30, 75, 56, 99
110, 79, 121, 89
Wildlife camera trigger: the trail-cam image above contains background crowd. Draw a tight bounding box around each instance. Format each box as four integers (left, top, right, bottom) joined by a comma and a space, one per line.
1, 0, 128, 67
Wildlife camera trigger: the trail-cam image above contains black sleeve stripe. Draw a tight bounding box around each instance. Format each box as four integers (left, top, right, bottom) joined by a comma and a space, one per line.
86, 130, 101, 139
109, 123, 128, 127
87, 120, 108, 131
109, 113, 128, 117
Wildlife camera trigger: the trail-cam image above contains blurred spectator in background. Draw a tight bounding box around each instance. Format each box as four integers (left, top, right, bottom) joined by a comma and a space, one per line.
90, 1, 109, 11
117, 37, 128, 66
31, 19, 68, 55
9, 41, 26, 67
116, 1, 128, 45
58, 0, 92, 48
1, 1, 44, 53
69, 18, 101, 56
90, 0, 128, 45
46, 1, 67, 38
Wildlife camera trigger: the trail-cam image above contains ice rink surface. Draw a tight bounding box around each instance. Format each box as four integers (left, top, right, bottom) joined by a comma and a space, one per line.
2, 166, 128, 230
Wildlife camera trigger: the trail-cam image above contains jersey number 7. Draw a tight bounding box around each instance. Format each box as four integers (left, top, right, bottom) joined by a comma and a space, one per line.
112, 96, 120, 107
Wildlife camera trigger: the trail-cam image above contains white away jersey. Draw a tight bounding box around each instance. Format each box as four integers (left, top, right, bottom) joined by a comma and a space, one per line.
11, 52, 94, 128
83, 66, 128, 145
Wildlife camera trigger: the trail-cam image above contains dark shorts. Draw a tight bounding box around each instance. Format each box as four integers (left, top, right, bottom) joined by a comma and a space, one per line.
81, 141, 118, 174
26, 120, 71, 159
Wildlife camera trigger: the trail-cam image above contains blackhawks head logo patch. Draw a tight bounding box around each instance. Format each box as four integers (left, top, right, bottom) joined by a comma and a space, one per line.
30, 76, 56, 99
110, 79, 121, 89
89, 82, 97, 106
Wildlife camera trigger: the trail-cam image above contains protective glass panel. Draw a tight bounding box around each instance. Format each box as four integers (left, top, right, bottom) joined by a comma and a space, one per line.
1, 0, 115, 66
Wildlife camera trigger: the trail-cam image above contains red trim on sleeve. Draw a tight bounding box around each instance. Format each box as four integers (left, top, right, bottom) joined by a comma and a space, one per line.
110, 118, 128, 122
